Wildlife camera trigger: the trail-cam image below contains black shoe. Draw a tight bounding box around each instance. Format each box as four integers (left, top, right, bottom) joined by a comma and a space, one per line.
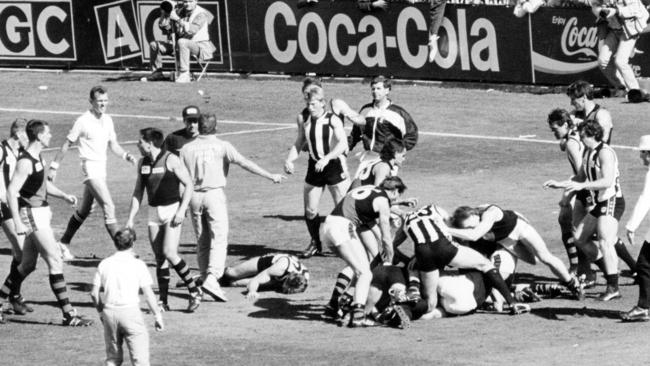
621, 306, 650, 322
300, 241, 322, 259
63, 310, 93, 327
348, 305, 365, 328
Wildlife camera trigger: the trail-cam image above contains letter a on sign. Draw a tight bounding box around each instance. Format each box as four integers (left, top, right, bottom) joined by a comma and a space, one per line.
94, 0, 141, 64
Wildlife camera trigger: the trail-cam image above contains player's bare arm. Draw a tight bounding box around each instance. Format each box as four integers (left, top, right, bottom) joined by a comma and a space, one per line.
580, 149, 616, 191
447, 206, 502, 242
284, 114, 307, 175
45, 181, 77, 206
7, 159, 32, 235
374, 197, 394, 264
109, 138, 136, 165
168, 154, 194, 227
331, 98, 365, 125
47, 139, 72, 182
126, 159, 146, 228
142, 284, 164, 331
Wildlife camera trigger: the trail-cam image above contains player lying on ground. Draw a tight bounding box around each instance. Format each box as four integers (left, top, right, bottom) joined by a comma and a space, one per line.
219, 253, 309, 301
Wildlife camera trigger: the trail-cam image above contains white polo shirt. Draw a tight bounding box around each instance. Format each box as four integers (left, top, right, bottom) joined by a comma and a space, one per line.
67, 110, 117, 162
93, 250, 153, 309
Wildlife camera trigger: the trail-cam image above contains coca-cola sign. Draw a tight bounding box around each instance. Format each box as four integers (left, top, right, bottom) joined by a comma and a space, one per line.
530, 8, 606, 84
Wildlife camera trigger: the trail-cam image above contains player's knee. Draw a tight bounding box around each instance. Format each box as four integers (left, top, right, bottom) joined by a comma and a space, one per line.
149, 41, 159, 52
163, 247, 179, 263
177, 38, 191, 49
20, 262, 36, 276
304, 208, 318, 220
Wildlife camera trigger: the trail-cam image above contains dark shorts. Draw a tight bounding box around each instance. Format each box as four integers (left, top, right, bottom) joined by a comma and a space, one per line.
589, 196, 625, 220
305, 158, 347, 187
0, 202, 10, 221
257, 255, 274, 273
371, 265, 406, 291
415, 238, 459, 272
575, 189, 592, 207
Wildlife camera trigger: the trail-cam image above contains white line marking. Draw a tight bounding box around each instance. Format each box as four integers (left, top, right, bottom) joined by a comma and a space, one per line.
0, 107, 291, 127
6, 106, 638, 151
42, 126, 294, 152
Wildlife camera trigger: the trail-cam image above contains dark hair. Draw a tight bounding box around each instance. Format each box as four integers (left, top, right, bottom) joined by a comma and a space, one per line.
371, 75, 391, 90
547, 108, 573, 128
10, 118, 27, 138
379, 140, 404, 161
578, 120, 604, 141
302, 76, 322, 92
89, 85, 108, 100
199, 113, 217, 135
566, 80, 593, 100
25, 119, 48, 142
140, 127, 165, 148
379, 176, 406, 194
113, 227, 137, 251
451, 206, 479, 228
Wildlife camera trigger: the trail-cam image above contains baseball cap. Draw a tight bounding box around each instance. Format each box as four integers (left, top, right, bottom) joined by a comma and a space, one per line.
639, 135, 650, 151
182, 105, 201, 121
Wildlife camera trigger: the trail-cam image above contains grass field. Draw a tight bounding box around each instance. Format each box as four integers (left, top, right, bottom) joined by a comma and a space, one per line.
0, 70, 649, 365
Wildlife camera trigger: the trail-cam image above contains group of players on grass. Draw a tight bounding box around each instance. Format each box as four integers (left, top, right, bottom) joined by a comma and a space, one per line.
1, 75, 649, 339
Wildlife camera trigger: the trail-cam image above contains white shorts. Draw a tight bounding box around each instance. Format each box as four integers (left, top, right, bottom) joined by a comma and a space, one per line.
19, 206, 52, 233
320, 215, 358, 248
148, 202, 179, 226
496, 218, 538, 265
81, 160, 107, 182
438, 275, 478, 315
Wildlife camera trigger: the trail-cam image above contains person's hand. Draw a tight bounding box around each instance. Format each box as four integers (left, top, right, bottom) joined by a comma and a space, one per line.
245, 291, 259, 302
558, 194, 571, 207
373, 0, 388, 10
627, 230, 636, 246
284, 161, 294, 175
543, 180, 562, 189
315, 157, 330, 172
381, 246, 394, 264
169, 9, 180, 22
270, 174, 286, 184
125, 219, 134, 229
14, 221, 28, 236
65, 194, 77, 207
400, 197, 418, 208
171, 211, 184, 227
125, 153, 137, 165
154, 314, 164, 331
47, 168, 57, 182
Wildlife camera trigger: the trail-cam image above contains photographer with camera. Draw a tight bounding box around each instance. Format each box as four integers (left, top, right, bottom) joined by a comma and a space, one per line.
591, 0, 649, 95
145, 0, 216, 83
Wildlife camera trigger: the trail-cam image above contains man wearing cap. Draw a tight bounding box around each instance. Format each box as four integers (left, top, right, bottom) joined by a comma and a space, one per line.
179, 114, 286, 301
163, 105, 201, 155
48, 86, 137, 260
622, 135, 650, 322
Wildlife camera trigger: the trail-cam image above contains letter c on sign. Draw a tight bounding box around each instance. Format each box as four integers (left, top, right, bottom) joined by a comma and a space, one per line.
265, 1, 297, 63
37, 6, 70, 55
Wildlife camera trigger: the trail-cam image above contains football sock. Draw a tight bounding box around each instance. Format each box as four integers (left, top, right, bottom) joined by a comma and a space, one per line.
328, 270, 352, 309
172, 259, 199, 294
594, 257, 607, 274
60, 212, 85, 245
637, 242, 650, 308
615, 238, 637, 272
484, 268, 516, 305
605, 274, 619, 292
0, 265, 26, 300
563, 235, 579, 269
8, 260, 21, 296
305, 216, 321, 250
157, 266, 171, 304
49, 273, 74, 314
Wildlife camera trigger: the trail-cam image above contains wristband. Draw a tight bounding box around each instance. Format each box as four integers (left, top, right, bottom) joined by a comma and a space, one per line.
122, 152, 132, 161
49, 161, 59, 170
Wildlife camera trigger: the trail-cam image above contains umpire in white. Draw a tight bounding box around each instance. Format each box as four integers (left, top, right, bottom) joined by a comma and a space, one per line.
91, 228, 164, 366
180, 114, 285, 302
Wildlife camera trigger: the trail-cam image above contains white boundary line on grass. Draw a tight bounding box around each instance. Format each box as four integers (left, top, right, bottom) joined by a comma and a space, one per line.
1, 106, 638, 151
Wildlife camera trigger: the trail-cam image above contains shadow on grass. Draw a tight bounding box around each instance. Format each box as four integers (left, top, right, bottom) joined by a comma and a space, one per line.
0, 247, 11, 256
102, 74, 163, 82
67, 281, 93, 292
66, 258, 102, 268
514, 272, 562, 284
531, 306, 622, 321
26, 300, 95, 309
248, 297, 326, 322
262, 214, 305, 222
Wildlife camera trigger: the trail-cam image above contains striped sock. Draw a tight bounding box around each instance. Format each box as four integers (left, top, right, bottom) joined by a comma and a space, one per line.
615, 238, 637, 272
156, 266, 171, 304
0, 264, 26, 300
563, 235, 579, 269
172, 259, 198, 294
49, 273, 73, 314
328, 271, 352, 309
60, 212, 85, 245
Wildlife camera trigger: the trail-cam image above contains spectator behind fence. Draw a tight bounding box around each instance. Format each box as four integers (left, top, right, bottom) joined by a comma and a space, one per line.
145, 0, 216, 83
591, 0, 649, 94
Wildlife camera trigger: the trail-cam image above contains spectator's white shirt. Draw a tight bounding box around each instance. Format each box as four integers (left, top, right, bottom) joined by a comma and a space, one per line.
67, 110, 117, 162
93, 250, 153, 309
